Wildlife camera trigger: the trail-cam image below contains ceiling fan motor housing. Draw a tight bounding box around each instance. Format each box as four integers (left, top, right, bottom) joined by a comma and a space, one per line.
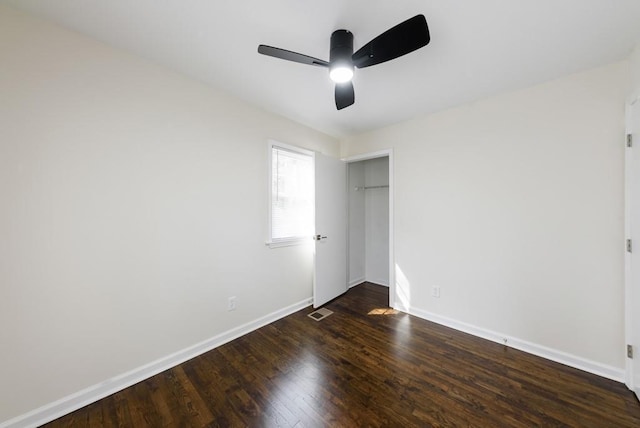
330, 30, 354, 76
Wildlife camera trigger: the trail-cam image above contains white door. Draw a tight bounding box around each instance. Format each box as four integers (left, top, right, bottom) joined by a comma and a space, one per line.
628, 98, 640, 400
314, 153, 347, 308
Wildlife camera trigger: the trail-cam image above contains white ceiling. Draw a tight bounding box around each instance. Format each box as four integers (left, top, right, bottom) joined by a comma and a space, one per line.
4, 0, 640, 138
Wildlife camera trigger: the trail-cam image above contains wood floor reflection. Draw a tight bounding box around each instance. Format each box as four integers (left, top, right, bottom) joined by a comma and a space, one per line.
44, 282, 640, 427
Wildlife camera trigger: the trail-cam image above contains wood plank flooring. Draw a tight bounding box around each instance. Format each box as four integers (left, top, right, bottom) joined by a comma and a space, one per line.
44, 283, 640, 427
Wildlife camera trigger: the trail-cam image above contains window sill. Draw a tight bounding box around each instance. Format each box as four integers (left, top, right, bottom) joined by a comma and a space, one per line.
265, 238, 311, 249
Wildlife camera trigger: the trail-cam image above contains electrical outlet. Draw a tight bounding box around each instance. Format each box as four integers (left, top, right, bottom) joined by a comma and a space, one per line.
228, 296, 237, 311
431, 286, 440, 298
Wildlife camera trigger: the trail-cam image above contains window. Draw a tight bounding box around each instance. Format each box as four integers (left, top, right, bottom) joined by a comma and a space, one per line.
268, 141, 314, 247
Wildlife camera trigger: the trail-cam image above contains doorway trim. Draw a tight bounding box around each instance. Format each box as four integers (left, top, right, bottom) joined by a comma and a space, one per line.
343, 149, 395, 308
625, 92, 640, 392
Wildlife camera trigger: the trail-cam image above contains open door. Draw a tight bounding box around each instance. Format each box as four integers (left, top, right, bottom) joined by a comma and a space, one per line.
628, 97, 640, 400
313, 153, 347, 308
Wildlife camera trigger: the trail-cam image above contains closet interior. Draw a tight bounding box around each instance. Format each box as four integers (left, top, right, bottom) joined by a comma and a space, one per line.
348, 156, 390, 288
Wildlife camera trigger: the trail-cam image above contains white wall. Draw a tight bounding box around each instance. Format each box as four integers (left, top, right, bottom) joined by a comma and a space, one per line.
632, 45, 640, 97
364, 158, 389, 286
0, 5, 338, 424
343, 61, 629, 372
630, 45, 640, 92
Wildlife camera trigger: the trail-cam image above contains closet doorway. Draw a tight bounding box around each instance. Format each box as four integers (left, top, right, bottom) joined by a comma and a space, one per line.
345, 150, 395, 308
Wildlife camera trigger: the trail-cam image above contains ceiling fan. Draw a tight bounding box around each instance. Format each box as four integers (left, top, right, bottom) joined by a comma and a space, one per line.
257, 14, 430, 110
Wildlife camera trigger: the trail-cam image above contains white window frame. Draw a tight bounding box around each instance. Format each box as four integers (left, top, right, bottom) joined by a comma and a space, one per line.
266, 140, 315, 248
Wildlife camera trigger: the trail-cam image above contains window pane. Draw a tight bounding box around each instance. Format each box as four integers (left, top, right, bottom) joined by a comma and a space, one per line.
271, 146, 313, 241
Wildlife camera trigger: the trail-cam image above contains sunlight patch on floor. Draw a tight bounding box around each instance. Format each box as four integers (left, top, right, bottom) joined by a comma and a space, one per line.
368, 308, 399, 315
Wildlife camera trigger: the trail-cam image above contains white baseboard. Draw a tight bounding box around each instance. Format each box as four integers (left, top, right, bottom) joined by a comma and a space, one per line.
366, 278, 389, 287
408, 306, 625, 383
349, 278, 390, 288
349, 277, 365, 288
0, 298, 312, 428
6, 299, 623, 428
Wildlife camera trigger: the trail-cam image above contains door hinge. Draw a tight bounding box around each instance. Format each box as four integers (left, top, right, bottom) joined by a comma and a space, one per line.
628, 134, 633, 148
627, 239, 633, 253
628, 344, 634, 359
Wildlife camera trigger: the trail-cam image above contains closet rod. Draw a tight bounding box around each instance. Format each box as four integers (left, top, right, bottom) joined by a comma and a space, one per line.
354, 185, 389, 191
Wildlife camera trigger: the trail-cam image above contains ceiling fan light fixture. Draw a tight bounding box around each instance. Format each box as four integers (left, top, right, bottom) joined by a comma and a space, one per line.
329, 30, 354, 84
329, 64, 354, 83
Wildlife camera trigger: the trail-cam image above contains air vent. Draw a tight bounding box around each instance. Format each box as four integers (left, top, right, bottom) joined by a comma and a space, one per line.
308, 308, 334, 321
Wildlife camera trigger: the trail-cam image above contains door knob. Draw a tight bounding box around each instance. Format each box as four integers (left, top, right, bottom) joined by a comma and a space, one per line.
313, 235, 328, 241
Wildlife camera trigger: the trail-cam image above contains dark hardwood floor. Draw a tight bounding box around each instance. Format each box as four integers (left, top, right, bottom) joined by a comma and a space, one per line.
44, 282, 640, 427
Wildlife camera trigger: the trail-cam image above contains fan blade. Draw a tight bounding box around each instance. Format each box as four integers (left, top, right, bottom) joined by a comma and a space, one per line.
352, 15, 430, 68
335, 82, 355, 110
258, 45, 329, 67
